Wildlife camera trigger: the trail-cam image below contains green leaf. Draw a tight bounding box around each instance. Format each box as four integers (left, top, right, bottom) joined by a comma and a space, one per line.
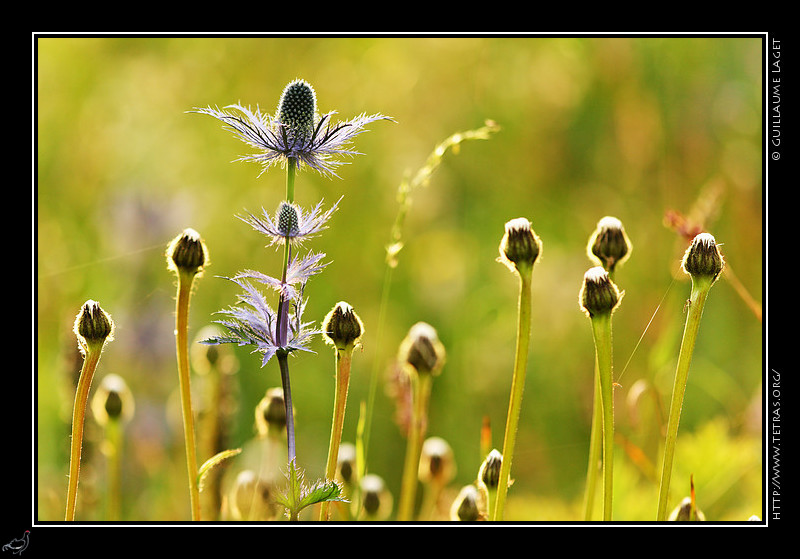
299, 479, 346, 510
197, 448, 241, 492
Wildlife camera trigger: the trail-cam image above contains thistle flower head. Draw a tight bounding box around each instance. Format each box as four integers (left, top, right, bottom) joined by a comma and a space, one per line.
588, 216, 632, 273
322, 301, 364, 351
241, 198, 340, 248
398, 322, 446, 377
681, 232, 724, 284
74, 300, 114, 355
202, 278, 319, 367
580, 266, 623, 318
498, 217, 542, 274
166, 228, 208, 276
194, 78, 392, 178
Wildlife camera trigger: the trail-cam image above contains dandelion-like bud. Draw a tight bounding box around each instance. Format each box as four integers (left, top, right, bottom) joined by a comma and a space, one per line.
588, 216, 632, 273
668, 496, 706, 521
336, 442, 357, 486
167, 228, 208, 275
478, 449, 503, 490
255, 387, 287, 438
418, 437, 456, 486
681, 232, 724, 283
74, 300, 114, 354
498, 217, 542, 274
91, 374, 135, 426
399, 322, 446, 376
580, 266, 622, 318
322, 301, 364, 350
450, 484, 487, 521
277, 79, 317, 137
359, 474, 392, 520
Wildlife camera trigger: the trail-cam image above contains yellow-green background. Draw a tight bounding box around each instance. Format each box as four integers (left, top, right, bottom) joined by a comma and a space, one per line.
36, 36, 763, 522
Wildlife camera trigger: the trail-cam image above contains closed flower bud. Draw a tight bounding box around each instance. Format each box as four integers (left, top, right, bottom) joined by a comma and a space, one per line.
399, 322, 446, 376
588, 216, 632, 272
167, 228, 208, 275
255, 387, 287, 438
450, 484, 487, 521
322, 301, 364, 350
418, 436, 456, 486
681, 232, 724, 283
668, 496, 706, 521
91, 374, 135, 426
478, 449, 503, 489
580, 266, 622, 318
336, 442, 357, 485
498, 217, 542, 273
359, 474, 392, 520
74, 300, 114, 354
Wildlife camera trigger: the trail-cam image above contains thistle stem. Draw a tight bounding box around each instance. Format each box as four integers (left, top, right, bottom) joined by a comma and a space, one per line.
64, 348, 102, 521
319, 346, 354, 520
656, 278, 711, 520
175, 269, 202, 521
590, 312, 614, 521
277, 352, 297, 465
397, 371, 433, 521
492, 266, 533, 521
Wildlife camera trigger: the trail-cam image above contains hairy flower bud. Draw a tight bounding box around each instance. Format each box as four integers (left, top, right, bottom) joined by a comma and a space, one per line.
359, 474, 392, 520
399, 322, 446, 376
588, 216, 632, 272
580, 266, 622, 318
255, 387, 287, 438
336, 442, 357, 485
498, 217, 542, 273
418, 437, 456, 486
681, 232, 724, 283
74, 300, 114, 354
167, 228, 208, 275
478, 449, 503, 490
668, 496, 706, 521
322, 301, 364, 350
450, 484, 487, 521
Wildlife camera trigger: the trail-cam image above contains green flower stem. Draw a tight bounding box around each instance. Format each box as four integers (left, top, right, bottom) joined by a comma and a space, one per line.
492, 265, 533, 521
277, 352, 297, 465
64, 347, 102, 521
590, 312, 615, 521
397, 371, 433, 521
319, 345, 354, 521
175, 268, 202, 521
105, 418, 123, 521
583, 371, 602, 520
656, 277, 712, 520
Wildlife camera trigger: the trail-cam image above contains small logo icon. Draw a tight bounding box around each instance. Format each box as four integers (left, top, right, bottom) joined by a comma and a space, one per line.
2, 531, 29, 555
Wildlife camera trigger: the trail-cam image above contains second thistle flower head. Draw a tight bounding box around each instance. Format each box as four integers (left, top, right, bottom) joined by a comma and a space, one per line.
681, 232, 724, 284
580, 266, 623, 318
498, 217, 542, 274
194, 78, 392, 178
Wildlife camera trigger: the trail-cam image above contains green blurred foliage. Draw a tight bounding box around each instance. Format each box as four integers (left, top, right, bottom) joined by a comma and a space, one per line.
36, 36, 762, 522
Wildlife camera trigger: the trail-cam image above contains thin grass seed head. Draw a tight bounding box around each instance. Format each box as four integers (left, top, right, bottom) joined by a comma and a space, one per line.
588, 216, 632, 273
498, 217, 542, 274
399, 322, 446, 377
580, 266, 623, 318
681, 232, 724, 284
194, 78, 392, 178
166, 228, 208, 276
74, 300, 114, 355
322, 301, 364, 350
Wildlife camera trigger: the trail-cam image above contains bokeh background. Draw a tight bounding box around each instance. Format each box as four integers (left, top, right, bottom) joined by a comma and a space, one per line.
36, 36, 763, 522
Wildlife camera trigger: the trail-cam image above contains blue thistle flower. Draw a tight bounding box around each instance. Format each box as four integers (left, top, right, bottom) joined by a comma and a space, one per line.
203, 277, 319, 367
194, 79, 392, 178
234, 251, 328, 301
241, 198, 340, 248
